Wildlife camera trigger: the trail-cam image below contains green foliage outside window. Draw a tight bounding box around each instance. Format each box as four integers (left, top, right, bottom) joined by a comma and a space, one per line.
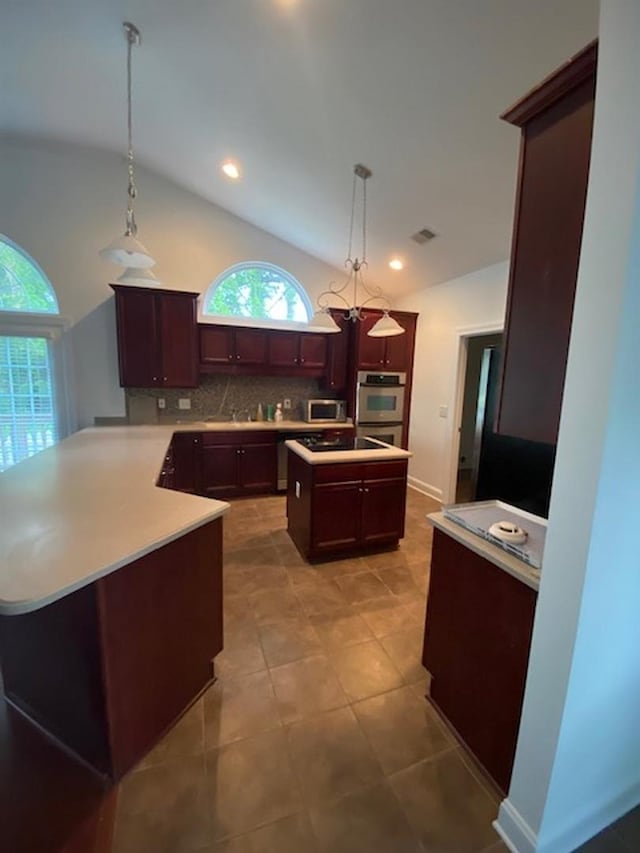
0, 239, 59, 313
205, 265, 309, 322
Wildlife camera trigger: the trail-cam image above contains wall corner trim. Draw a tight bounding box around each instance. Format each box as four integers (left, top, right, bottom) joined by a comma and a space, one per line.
407, 476, 443, 502
494, 799, 537, 853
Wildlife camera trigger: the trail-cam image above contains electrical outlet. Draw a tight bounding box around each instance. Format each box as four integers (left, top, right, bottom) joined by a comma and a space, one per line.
283, 398, 291, 410
178, 398, 191, 410
439, 405, 448, 418
157, 397, 166, 410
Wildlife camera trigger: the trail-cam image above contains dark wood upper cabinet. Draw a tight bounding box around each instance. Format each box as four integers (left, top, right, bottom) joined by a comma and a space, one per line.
199, 325, 234, 365
321, 309, 350, 393
354, 310, 417, 373
268, 331, 299, 367
298, 334, 327, 369
234, 329, 268, 364
267, 330, 327, 369
111, 285, 199, 388
495, 42, 597, 445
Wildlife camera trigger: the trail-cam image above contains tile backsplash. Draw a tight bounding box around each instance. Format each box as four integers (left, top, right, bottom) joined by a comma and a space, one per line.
126, 375, 333, 423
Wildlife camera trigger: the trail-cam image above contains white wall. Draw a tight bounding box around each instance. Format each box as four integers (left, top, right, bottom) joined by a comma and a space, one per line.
496, 2, 640, 850
0, 136, 343, 428
396, 262, 508, 501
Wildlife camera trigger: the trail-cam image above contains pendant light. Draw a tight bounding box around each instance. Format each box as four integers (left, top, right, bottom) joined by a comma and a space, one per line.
100, 22, 159, 283
308, 164, 404, 337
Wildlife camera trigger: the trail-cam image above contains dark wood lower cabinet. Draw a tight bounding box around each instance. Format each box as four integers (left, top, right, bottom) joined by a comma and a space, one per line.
287, 452, 408, 560
201, 432, 277, 498
0, 518, 223, 783
422, 528, 537, 793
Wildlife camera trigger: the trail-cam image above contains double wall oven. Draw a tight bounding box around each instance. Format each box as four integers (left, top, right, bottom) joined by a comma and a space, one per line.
356, 371, 406, 447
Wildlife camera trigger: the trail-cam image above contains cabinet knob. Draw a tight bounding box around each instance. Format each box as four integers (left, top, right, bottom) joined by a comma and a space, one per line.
164, 376, 168, 382
300, 358, 305, 364
228, 354, 233, 360
364, 488, 369, 493
236, 355, 240, 360
379, 360, 384, 365
153, 376, 158, 382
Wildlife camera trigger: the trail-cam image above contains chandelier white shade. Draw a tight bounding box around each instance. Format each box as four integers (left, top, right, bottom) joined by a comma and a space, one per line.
100, 22, 159, 280
309, 164, 405, 338
115, 266, 161, 287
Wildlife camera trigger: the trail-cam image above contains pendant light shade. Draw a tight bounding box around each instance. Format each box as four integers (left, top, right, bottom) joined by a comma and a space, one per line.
368, 311, 405, 337
116, 266, 160, 287
99, 234, 156, 269
310, 164, 405, 338
100, 22, 159, 282
307, 307, 341, 334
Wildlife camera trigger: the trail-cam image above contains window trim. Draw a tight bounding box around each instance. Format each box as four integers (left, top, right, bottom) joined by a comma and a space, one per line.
200, 261, 314, 330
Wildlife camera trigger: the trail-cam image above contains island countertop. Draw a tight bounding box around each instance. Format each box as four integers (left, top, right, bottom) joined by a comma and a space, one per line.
284, 437, 412, 465
428, 512, 540, 591
0, 426, 230, 616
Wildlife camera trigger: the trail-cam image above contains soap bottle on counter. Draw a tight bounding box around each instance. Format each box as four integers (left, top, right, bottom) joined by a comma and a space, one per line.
256, 402, 264, 422
274, 402, 283, 423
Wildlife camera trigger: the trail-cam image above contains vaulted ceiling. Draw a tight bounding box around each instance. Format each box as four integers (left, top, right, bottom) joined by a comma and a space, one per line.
3, 0, 599, 297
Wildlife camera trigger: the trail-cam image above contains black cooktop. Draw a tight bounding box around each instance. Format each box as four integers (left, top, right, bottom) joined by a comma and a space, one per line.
300, 436, 385, 453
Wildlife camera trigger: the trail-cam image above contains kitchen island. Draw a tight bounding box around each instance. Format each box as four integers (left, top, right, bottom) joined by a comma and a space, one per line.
285, 436, 412, 561
422, 511, 540, 793
0, 426, 229, 782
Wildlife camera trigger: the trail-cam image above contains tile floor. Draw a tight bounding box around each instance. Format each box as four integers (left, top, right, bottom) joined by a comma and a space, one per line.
111, 488, 508, 852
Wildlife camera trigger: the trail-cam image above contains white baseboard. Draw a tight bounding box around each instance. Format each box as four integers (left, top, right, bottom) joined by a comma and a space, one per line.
407, 476, 443, 502
494, 799, 537, 853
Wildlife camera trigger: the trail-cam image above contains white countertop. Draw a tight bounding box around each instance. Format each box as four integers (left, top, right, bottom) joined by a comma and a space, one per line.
428, 512, 540, 591
0, 427, 230, 616
162, 419, 354, 432
285, 437, 412, 465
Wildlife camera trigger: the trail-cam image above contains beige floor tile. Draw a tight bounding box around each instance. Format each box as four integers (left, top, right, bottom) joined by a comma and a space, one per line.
330, 640, 404, 702
258, 614, 323, 667
224, 546, 283, 569
206, 730, 303, 841
215, 626, 267, 678
114, 755, 211, 853
375, 565, 420, 596
334, 571, 392, 604
309, 606, 374, 650
358, 597, 420, 638
352, 685, 453, 775
316, 555, 370, 579
209, 813, 317, 853
270, 655, 348, 724
362, 549, 417, 572
389, 749, 498, 853
137, 700, 204, 771
294, 578, 349, 615
225, 564, 291, 597
308, 781, 422, 853
249, 587, 303, 626
287, 706, 383, 805
203, 671, 282, 747
379, 627, 426, 684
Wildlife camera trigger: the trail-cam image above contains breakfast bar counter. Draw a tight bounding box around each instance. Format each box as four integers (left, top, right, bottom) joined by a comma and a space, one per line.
0, 426, 229, 781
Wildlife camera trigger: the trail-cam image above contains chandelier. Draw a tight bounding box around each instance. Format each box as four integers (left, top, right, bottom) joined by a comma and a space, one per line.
99, 22, 159, 286
308, 164, 404, 337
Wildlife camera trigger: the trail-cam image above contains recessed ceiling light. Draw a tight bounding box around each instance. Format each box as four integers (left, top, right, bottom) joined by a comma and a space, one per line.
389, 258, 404, 271
221, 160, 241, 180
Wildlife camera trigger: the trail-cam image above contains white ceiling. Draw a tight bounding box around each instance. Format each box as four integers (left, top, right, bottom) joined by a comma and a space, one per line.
2, 0, 599, 297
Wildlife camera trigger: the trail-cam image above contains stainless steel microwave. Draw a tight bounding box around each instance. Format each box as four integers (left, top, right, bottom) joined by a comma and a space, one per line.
302, 399, 347, 423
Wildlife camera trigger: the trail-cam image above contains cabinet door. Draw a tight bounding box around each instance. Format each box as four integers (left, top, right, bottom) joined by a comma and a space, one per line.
200, 326, 234, 365
312, 482, 361, 551
383, 313, 416, 371
239, 442, 277, 493
298, 334, 327, 369
158, 293, 198, 387
201, 445, 239, 497
268, 332, 299, 367
360, 478, 407, 544
234, 329, 268, 365
356, 311, 387, 370
324, 310, 350, 392
113, 287, 160, 387
496, 64, 595, 444
171, 432, 202, 494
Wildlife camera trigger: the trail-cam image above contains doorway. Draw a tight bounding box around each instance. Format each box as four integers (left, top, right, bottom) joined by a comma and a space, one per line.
455, 333, 503, 503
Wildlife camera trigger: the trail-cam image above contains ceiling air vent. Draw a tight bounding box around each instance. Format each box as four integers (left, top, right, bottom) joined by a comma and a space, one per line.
411, 227, 437, 245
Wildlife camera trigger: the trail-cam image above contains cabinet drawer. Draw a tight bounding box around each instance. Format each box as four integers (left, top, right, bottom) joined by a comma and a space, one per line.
314, 459, 407, 484
201, 430, 278, 446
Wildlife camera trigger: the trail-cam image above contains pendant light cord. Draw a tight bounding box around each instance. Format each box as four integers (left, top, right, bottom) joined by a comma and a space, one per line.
124, 23, 140, 237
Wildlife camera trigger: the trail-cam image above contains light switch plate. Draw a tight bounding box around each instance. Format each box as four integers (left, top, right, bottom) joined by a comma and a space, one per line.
439, 405, 448, 418
178, 398, 191, 410
283, 398, 291, 410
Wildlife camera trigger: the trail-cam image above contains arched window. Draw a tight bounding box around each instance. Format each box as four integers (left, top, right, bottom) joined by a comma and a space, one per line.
203, 262, 312, 323
0, 236, 68, 472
